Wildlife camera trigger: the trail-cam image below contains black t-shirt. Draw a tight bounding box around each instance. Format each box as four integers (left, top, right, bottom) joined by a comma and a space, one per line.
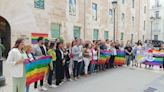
125, 46, 132, 55
40, 46, 46, 56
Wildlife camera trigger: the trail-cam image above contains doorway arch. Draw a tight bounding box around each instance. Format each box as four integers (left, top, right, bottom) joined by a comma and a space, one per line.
0, 16, 11, 57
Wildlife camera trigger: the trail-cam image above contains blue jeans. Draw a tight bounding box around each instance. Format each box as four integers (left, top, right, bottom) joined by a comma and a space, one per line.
73, 61, 84, 77
90, 63, 96, 73
125, 55, 132, 66
26, 86, 29, 92
78, 61, 84, 75
73, 61, 79, 77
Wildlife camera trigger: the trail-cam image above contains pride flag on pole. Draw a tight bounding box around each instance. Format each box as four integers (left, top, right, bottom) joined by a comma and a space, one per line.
25, 56, 52, 86
31, 33, 49, 44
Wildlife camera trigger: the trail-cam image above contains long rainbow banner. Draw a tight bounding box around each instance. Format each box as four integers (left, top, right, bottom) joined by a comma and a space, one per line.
97, 50, 126, 65
25, 56, 52, 86
31, 33, 49, 44
152, 50, 164, 57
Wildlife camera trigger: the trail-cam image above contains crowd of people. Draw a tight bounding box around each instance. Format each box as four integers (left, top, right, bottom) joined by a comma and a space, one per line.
6, 37, 164, 92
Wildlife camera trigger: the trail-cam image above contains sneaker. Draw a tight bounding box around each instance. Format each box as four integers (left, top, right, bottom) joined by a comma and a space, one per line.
74, 77, 78, 80
58, 81, 64, 86
63, 79, 67, 82
61, 82, 64, 84
77, 76, 80, 79
39, 86, 48, 91
67, 78, 73, 81
48, 84, 57, 88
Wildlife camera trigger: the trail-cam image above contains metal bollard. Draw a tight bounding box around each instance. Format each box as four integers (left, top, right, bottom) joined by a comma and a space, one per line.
0, 59, 5, 87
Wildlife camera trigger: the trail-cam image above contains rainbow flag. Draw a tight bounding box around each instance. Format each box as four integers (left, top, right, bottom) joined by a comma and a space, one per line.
97, 50, 112, 65
152, 50, 164, 57
31, 33, 49, 44
145, 50, 164, 66
153, 57, 163, 64
25, 56, 52, 86
114, 50, 126, 65
145, 57, 163, 66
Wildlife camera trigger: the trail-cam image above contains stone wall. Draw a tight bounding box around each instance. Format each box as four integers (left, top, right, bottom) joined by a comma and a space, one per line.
0, 0, 151, 47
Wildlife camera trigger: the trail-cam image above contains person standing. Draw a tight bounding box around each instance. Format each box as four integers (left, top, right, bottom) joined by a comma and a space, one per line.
125, 41, 133, 66
83, 43, 91, 76
109, 42, 117, 68
6, 38, 27, 92
159, 44, 164, 70
105, 39, 112, 69
55, 42, 65, 85
69, 40, 76, 75
78, 39, 84, 77
23, 45, 36, 92
132, 43, 137, 67
90, 44, 98, 73
72, 40, 81, 80
63, 43, 71, 81
47, 42, 57, 88
135, 40, 144, 68
32, 37, 48, 91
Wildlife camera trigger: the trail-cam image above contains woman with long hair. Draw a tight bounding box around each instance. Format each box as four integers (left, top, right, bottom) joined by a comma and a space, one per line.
90, 44, 98, 73
55, 42, 65, 85
63, 43, 71, 80
135, 40, 144, 68
6, 38, 27, 92
68, 40, 76, 75
24, 45, 36, 92
83, 43, 91, 76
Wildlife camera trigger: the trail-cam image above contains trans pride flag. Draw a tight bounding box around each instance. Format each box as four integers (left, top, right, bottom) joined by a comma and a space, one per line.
25, 56, 51, 86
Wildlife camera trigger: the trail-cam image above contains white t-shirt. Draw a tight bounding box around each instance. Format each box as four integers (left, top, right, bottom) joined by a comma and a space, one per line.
91, 49, 98, 60
78, 45, 83, 62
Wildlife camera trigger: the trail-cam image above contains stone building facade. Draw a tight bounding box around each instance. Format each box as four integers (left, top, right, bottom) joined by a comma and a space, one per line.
116, 0, 150, 43
0, 0, 150, 51
149, 0, 164, 41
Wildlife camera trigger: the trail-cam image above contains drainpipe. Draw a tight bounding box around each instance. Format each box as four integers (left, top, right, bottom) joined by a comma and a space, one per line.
83, 0, 86, 40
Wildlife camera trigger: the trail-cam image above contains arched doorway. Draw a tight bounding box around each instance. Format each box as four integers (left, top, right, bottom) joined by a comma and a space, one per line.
0, 16, 11, 57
